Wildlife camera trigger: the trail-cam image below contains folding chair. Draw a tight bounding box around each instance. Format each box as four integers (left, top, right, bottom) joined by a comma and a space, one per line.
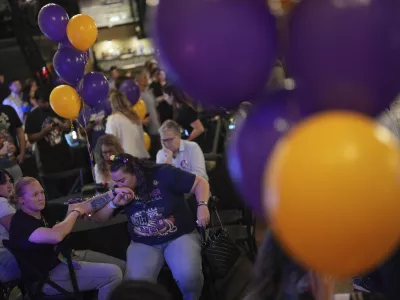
39, 168, 86, 200
3, 237, 93, 300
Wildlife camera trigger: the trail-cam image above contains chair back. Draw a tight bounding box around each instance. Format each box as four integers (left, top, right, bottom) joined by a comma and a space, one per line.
3, 239, 80, 299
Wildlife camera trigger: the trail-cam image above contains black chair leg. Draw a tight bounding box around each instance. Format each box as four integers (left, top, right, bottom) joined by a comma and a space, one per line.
66, 255, 82, 300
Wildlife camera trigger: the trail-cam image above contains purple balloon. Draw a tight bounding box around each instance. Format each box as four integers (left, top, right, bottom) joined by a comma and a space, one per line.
38, 3, 69, 42
80, 72, 110, 107
58, 37, 74, 49
227, 91, 306, 214
83, 50, 90, 64
154, 0, 277, 108
53, 47, 85, 86
288, 0, 400, 116
58, 39, 90, 63
119, 80, 140, 105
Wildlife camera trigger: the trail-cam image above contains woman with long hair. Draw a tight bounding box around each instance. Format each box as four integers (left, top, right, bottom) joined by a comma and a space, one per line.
8, 177, 129, 299
0, 169, 20, 282
165, 85, 205, 143
149, 68, 173, 123
94, 134, 124, 187
92, 153, 210, 300
106, 90, 150, 159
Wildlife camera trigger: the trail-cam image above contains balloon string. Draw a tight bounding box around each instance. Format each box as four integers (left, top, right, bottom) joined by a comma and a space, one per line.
76, 106, 96, 185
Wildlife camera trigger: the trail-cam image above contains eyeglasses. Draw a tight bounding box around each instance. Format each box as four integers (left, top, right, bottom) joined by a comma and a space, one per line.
161, 136, 176, 144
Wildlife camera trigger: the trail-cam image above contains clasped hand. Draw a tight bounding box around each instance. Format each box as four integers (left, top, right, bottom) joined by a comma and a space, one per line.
112, 187, 135, 207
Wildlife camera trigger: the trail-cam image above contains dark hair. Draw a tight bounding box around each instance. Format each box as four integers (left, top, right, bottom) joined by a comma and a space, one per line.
110, 280, 171, 300
150, 68, 161, 78
34, 85, 52, 102
0, 169, 13, 185
109, 154, 161, 202
110, 66, 118, 72
244, 231, 311, 300
8, 78, 19, 87
115, 75, 128, 90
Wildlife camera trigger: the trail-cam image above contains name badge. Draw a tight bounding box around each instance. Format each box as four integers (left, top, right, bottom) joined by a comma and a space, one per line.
180, 159, 189, 169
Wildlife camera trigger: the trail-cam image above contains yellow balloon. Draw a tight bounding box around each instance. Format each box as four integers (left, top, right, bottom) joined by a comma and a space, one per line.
144, 132, 151, 150
67, 14, 98, 51
50, 85, 81, 119
132, 99, 147, 120
264, 111, 400, 278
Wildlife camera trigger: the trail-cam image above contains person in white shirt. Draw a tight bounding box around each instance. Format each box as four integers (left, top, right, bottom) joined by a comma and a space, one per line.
106, 90, 150, 159
3, 79, 24, 123
0, 169, 20, 282
156, 120, 208, 180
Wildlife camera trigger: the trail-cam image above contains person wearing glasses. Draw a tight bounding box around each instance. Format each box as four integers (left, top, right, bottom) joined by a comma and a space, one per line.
156, 120, 208, 180
92, 153, 210, 300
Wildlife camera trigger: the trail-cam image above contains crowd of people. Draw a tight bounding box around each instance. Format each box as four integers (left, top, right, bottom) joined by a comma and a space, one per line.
0, 61, 215, 300
0, 60, 398, 300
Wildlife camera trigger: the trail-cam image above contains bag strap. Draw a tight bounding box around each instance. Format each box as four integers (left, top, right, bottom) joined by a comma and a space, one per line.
209, 199, 225, 229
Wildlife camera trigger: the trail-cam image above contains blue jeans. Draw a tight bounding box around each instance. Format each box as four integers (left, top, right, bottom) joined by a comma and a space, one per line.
0, 249, 21, 282
125, 231, 203, 300
43, 250, 125, 300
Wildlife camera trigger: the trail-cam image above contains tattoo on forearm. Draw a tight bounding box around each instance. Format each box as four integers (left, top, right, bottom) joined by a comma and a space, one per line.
89, 192, 112, 212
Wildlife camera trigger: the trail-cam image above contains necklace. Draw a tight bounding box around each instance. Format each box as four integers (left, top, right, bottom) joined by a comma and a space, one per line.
41, 215, 49, 228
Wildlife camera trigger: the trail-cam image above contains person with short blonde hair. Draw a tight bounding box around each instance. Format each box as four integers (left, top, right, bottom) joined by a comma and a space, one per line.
157, 120, 208, 180
106, 90, 149, 159
8, 177, 127, 300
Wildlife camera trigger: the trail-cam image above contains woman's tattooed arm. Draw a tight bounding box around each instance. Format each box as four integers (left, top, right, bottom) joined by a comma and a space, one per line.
88, 191, 113, 212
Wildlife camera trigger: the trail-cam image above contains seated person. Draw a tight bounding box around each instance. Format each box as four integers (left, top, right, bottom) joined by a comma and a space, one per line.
94, 134, 124, 187
92, 154, 210, 300
8, 177, 127, 300
0, 169, 20, 282
156, 120, 208, 180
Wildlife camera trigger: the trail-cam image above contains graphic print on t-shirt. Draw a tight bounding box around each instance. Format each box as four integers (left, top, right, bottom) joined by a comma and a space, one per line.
129, 187, 178, 237
130, 207, 177, 237
42, 117, 63, 147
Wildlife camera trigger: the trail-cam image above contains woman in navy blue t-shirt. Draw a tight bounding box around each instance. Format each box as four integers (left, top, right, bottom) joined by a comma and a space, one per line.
93, 153, 210, 300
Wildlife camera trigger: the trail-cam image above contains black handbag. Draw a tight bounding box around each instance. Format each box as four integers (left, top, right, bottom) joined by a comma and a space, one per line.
201, 207, 241, 279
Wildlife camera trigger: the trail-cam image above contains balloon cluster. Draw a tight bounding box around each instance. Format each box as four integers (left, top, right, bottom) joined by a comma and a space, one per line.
154, 0, 400, 278
38, 3, 109, 119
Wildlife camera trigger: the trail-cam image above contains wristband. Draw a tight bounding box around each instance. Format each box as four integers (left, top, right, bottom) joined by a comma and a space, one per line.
69, 209, 82, 218
109, 200, 118, 209
197, 201, 208, 207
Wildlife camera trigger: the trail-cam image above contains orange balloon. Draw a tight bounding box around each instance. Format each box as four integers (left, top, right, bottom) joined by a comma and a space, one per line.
132, 99, 147, 120
67, 14, 98, 51
50, 85, 81, 119
264, 111, 400, 278
144, 132, 151, 150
